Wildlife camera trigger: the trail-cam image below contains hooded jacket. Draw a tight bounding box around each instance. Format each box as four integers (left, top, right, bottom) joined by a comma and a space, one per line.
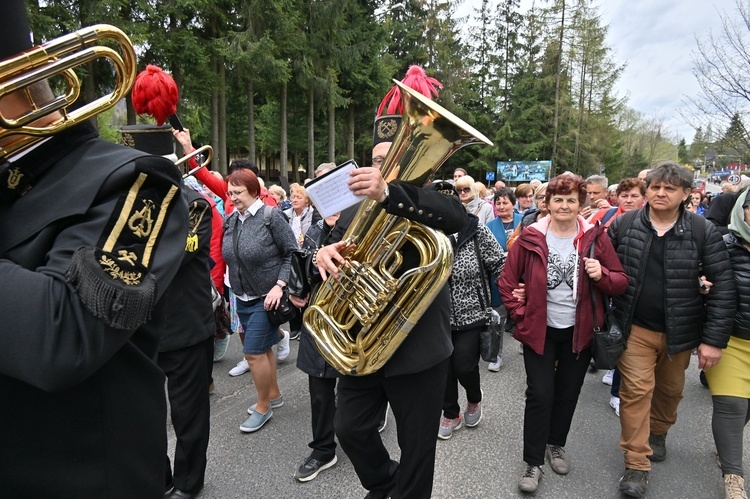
499, 215, 628, 355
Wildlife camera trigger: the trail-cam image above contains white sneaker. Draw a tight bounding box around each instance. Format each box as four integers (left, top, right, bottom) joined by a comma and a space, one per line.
229, 358, 250, 377
602, 369, 614, 386
609, 396, 620, 417
276, 329, 291, 361
488, 357, 503, 372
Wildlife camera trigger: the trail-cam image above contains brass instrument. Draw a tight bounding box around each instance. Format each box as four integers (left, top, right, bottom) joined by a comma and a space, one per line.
0, 25, 137, 160
177, 144, 214, 177
304, 80, 493, 376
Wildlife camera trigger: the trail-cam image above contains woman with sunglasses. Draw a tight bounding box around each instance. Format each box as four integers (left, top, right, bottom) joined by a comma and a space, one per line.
455, 175, 495, 225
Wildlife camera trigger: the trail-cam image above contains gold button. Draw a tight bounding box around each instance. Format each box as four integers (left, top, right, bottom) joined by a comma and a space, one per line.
398, 203, 404, 209
428, 213, 433, 218
418, 210, 423, 215
409, 207, 415, 212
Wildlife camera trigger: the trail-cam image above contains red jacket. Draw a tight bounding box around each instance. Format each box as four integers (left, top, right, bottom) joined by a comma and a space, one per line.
499, 215, 628, 355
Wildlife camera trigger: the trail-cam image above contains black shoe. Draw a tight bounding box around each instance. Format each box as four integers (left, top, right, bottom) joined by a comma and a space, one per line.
378, 402, 390, 433
648, 432, 667, 462
294, 454, 338, 482
290, 329, 301, 340
165, 487, 202, 499
699, 370, 709, 388
619, 468, 648, 497
364, 487, 394, 499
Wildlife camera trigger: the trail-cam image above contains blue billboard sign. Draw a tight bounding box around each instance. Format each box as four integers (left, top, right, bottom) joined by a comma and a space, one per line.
496, 160, 552, 182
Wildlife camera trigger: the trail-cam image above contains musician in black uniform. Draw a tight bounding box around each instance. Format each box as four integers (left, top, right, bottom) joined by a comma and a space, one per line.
314, 68, 467, 499
122, 127, 216, 499
0, 3, 188, 497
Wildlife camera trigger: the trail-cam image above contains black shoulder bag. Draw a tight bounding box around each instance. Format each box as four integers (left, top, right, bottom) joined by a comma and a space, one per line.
232, 212, 297, 327
474, 236, 504, 362
589, 241, 625, 369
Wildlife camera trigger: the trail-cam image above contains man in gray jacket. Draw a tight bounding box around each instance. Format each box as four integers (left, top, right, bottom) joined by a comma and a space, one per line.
608, 162, 736, 498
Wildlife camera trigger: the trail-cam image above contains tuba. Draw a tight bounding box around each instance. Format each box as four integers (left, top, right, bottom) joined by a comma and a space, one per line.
0, 25, 137, 160
303, 80, 493, 376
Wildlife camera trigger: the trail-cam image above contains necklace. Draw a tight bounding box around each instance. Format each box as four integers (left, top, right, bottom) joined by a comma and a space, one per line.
650, 217, 677, 231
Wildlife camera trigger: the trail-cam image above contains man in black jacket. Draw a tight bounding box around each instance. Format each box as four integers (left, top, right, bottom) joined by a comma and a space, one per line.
124, 125, 216, 498
313, 67, 468, 496
0, 3, 188, 497
608, 162, 736, 498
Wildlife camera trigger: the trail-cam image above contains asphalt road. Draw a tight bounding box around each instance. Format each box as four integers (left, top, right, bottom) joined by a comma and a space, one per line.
168, 330, 748, 499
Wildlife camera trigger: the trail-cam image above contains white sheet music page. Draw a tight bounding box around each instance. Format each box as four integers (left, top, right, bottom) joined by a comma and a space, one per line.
305, 160, 366, 218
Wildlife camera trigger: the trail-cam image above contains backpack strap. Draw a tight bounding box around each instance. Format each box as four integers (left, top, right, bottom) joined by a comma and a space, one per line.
600, 207, 618, 226
615, 209, 639, 249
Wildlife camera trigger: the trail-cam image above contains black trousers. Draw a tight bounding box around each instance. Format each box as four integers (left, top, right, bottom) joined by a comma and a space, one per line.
335, 359, 449, 499
522, 326, 591, 466
158, 336, 213, 493
443, 327, 482, 419
308, 376, 338, 461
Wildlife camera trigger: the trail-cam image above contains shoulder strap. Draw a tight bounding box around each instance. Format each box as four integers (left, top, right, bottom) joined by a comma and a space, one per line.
589, 242, 601, 330
263, 205, 273, 226
615, 209, 639, 248
692, 213, 706, 264
600, 207, 618, 226
473, 235, 491, 312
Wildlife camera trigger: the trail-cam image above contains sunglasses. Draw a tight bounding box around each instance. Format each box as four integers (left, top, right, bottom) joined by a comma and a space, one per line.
457, 187, 472, 194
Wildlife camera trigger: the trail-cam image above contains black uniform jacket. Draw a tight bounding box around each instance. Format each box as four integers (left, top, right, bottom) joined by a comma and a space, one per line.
326, 181, 467, 377
157, 186, 215, 352
0, 123, 188, 498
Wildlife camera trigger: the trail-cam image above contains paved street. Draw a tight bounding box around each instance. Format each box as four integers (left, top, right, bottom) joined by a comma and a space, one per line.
170, 331, 749, 498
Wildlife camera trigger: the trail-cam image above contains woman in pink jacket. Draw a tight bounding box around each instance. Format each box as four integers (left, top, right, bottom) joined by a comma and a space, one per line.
499, 173, 628, 493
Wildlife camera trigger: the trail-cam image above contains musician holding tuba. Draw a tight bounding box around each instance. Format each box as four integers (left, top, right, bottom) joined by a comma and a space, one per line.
0, 2, 188, 497
313, 66, 468, 499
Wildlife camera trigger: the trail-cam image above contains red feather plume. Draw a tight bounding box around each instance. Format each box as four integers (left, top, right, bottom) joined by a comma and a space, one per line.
131, 65, 179, 126
376, 65, 443, 117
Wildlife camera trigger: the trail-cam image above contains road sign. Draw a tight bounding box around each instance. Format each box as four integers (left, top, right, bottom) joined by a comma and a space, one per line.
729, 174, 741, 185
485, 171, 495, 181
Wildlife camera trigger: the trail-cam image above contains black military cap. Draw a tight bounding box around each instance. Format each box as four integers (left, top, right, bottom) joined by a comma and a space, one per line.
0, 0, 33, 61
120, 124, 174, 156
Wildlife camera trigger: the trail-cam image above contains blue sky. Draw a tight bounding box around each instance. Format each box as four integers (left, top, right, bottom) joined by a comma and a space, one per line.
457, 0, 736, 143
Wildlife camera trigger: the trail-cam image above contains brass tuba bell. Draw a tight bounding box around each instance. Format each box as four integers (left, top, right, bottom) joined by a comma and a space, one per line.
303, 80, 493, 376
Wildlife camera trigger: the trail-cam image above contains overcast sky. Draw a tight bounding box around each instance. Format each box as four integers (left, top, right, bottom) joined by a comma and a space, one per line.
458, 0, 737, 143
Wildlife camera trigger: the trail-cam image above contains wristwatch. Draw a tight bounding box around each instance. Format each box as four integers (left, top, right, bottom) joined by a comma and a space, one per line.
275, 281, 287, 290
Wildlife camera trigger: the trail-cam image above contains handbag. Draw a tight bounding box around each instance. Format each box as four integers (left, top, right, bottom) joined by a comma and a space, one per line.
232, 213, 298, 327
287, 248, 316, 298
588, 243, 625, 369
474, 236, 503, 362
267, 287, 298, 327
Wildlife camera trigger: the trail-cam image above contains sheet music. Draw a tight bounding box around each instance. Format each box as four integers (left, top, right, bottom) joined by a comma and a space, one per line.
305, 160, 366, 218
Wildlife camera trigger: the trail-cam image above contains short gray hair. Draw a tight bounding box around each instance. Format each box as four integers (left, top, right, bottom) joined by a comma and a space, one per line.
585, 174, 608, 189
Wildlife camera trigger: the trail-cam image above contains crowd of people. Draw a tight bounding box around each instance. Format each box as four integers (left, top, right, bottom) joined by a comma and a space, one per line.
3, 3, 748, 497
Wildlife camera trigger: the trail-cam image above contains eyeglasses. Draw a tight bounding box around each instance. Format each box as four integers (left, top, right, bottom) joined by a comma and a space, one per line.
536, 195, 546, 201
457, 187, 472, 194
227, 189, 247, 198
372, 156, 385, 167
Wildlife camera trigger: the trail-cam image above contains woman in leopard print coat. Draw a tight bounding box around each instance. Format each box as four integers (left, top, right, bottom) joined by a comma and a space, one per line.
438, 213, 506, 439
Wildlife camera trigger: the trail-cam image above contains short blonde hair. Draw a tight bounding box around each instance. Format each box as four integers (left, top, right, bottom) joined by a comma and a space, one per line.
289, 183, 311, 204
268, 184, 287, 200
454, 175, 477, 199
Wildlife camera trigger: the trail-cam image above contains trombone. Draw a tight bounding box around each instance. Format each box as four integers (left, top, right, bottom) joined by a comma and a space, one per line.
176, 144, 213, 178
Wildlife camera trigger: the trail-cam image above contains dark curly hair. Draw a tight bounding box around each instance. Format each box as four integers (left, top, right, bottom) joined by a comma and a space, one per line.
546, 173, 586, 206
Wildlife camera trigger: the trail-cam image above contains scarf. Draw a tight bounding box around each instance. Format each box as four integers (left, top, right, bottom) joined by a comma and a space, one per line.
728, 189, 750, 243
